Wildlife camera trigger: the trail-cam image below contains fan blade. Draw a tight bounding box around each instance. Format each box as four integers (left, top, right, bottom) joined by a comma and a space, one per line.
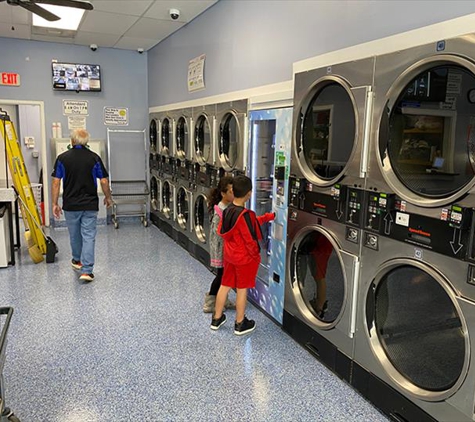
36, 0, 93, 10
20, 2, 60, 21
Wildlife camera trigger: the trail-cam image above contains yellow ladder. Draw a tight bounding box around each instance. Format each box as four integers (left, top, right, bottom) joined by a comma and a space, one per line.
0, 115, 47, 259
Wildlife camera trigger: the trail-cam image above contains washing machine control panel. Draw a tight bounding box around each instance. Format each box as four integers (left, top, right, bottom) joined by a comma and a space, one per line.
345, 188, 364, 227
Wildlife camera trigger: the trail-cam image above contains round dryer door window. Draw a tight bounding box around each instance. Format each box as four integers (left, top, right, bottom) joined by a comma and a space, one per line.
161, 118, 171, 155
291, 230, 345, 323
299, 82, 356, 184
176, 116, 188, 160
150, 176, 159, 211
194, 194, 210, 243
368, 264, 466, 394
383, 64, 475, 199
161, 181, 173, 219
219, 112, 240, 170
149, 119, 157, 153
194, 115, 212, 166
176, 187, 189, 229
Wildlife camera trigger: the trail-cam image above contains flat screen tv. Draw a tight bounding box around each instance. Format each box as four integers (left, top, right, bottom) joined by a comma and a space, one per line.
52, 62, 101, 92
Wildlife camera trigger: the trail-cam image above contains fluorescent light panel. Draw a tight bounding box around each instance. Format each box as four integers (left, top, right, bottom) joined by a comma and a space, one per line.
32, 5, 85, 30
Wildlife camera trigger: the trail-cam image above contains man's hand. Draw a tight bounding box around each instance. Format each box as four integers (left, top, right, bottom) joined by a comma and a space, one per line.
103, 196, 113, 208
53, 204, 62, 219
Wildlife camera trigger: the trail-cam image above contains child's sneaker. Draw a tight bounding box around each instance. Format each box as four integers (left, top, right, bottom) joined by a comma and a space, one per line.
71, 259, 82, 270
203, 293, 216, 313
79, 273, 94, 282
234, 316, 256, 336
210, 313, 226, 330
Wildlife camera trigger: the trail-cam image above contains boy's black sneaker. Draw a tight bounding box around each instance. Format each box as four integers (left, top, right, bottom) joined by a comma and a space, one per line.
234, 316, 256, 336
210, 313, 226, 330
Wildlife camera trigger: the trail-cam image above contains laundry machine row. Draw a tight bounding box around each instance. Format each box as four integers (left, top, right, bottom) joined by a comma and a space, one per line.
284, 33, 475, 422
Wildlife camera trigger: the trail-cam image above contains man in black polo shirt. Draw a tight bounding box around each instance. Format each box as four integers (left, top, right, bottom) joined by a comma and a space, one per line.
51, 129, 112, 281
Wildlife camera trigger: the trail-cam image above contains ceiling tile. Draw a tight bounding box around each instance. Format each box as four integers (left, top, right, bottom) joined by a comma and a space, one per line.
90, 0, 154, 17
144, 0, 216, 22
79, 10, 138, 35
113, 36, 159, 51
0, 3, 30, 25
74, 31, 122, 48
124, 17, 181, 40
0, 23, 30, 40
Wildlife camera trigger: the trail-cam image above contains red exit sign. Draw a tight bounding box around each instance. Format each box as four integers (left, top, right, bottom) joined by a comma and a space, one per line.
0, 73, 20, 86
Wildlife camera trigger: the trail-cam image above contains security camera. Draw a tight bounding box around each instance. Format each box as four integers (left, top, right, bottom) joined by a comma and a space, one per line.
169, 8, 180, 20
90, 44, 98, 52
137, 48, 144, 54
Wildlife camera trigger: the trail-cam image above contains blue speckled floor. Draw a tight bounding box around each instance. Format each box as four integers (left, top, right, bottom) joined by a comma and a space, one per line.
0, 223, 389, 421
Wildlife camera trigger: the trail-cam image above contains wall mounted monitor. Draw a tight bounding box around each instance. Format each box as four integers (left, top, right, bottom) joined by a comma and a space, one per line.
52, 62, 101, 92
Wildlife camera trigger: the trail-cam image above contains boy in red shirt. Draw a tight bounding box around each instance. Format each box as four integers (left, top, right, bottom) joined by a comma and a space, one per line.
210, 175, 275, 335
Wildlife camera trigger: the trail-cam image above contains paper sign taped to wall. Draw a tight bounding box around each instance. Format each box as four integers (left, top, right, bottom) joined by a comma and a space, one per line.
68, 116, 86, 130
103, 107, 129, 126
188, 54, 205, 92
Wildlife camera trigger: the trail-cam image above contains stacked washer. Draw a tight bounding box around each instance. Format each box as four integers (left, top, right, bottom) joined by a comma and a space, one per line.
352, 35, 475, 422
283, 58, 374, 380
190, 104, 216, 267
157, 111, 177, 240
149, 115, 161, 228
215, 99, 248, 175
174, 108, 193, 253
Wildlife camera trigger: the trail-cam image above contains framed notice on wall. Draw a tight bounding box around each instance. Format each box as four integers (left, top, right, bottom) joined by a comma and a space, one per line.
188, 54, 205, 92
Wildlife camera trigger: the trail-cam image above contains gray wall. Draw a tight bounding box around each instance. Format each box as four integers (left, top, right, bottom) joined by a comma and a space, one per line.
148, 0, 475, 107
0, 37, 148, 174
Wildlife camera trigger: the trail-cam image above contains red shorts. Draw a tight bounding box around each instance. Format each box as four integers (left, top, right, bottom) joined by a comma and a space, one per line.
222, 260, 260, 289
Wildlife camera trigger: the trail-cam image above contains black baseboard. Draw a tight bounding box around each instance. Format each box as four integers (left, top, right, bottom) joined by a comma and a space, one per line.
194, 243, 210, 269
160, 220, 174, 240
282, 310, 351, 382
177, 231, 190, 252
150, 212, 161, 229
351, 362, 437, 422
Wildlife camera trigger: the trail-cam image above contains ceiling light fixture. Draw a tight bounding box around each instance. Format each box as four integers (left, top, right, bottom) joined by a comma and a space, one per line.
32, 5, 85, 30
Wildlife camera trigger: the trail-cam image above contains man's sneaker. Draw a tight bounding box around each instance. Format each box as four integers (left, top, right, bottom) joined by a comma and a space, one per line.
210, 313, 226, 330
71, 259, 82, 270
234, 316, 256, 336
79, 273, 94, 282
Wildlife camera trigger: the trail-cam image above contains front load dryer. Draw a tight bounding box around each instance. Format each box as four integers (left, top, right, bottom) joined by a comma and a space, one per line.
159, 174, 176, 240
149, 169, 161, 229
284, 177, 362, 381
353, 206, 475, 422
192, 104, 216, 167
191, 181, 211, 269
175, 183, 192, 253
215, 100, 248, 173
292, 57, 374, 192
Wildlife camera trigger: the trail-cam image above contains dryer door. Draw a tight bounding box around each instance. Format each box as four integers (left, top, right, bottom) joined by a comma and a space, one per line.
176, 186, 189, 230
193, 193, 210, 244
150, 175, 159, 211
161, 117, 172, 156
294, 77, 362, 186
161, 180, 174, 219
149, 118, 157, 154
218, 111, 243, 171
176, 116, 189, 160
288, 227, 356, 332
379, 58, 475, 206
194, 114, 213, 166
366, 259, 469, 401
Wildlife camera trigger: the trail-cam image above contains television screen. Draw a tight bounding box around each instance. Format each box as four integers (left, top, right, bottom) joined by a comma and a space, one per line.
52, 62, 101, 92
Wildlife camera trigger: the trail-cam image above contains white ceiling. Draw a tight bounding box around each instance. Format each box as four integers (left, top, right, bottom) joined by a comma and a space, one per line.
0, 0, 217, 51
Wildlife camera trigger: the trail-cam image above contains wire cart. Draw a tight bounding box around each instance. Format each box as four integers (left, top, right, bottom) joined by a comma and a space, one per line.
107, 128, 149, 229
0, 307, 20, 422
110, 180, 149, 228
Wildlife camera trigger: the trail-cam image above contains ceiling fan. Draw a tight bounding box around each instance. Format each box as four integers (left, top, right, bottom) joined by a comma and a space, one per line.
0, 0, 93, 22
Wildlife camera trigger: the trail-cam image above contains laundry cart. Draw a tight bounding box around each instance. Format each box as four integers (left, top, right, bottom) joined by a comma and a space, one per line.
110, 180, 149, 228
0, 307, 20, 422
107, 128, 149, 229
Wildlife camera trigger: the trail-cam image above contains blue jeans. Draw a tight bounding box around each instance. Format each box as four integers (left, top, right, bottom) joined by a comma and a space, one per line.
64, 210, 98, 274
